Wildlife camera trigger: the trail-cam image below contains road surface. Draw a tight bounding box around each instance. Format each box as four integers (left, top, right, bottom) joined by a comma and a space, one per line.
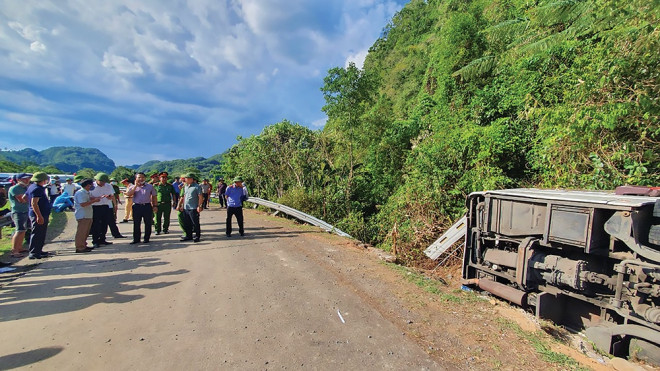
0, 208, 441, 370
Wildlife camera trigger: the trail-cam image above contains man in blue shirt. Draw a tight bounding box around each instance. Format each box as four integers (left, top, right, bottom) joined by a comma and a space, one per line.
27, 172, 52, 259
225, 176, 249, 237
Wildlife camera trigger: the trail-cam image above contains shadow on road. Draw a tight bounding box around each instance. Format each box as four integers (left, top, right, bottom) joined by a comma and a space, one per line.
0, 346, 63, 369
0, 257, 188, 322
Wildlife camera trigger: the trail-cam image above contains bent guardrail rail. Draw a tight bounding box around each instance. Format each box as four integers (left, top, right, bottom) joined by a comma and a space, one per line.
424, 214, 467, 260
244, 197, 353, 239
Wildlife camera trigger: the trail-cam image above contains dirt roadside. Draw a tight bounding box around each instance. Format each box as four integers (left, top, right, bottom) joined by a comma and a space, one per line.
0, 207, 651, 370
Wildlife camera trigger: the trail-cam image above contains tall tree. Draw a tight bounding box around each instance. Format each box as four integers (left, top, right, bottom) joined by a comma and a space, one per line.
321, 62, 375, 214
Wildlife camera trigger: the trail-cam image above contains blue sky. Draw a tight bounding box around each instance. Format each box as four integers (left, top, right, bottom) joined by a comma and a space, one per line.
0, 0, 406, 166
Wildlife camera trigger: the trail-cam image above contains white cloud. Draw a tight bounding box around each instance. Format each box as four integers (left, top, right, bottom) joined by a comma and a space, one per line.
102, 53, 144, 75
8, 21, 46, 41
0, 0, 406, 163
29, 41, 46, 52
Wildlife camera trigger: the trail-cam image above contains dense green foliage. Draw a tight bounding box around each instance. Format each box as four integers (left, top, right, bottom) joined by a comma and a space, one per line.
223, 0, 659, 265
0, 146, 115, 173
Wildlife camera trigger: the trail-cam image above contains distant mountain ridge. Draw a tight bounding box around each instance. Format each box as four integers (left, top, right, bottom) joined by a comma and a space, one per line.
0, 146, 116, 173
136, 154, 224, 176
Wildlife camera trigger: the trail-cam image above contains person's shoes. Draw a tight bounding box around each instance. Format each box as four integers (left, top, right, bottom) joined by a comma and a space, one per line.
143, 240, 150, 243
240, 233, 245, 237
193, 238, 200, 242
226, 234, 232, 238
40, 251, 52, 257
28, 254, 41, 260
180, 237, 193, 241
114, 235, 126, 239
155, 231, 160, 235
163, 230, 169, 234
129, 241, 140, 245
121, 219, 128, 223
76, 248, 93, 253
100, 241, 113, 245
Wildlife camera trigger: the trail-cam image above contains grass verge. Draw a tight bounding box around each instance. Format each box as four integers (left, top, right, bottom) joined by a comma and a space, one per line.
386, 261, 587, 370
385, 262, 484, 304
496, 318, 588, 370
0, 212, 68, 258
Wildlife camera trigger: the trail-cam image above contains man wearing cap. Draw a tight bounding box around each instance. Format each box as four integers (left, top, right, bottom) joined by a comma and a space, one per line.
177, 173, 203, 242
26, 172, 53, 259
225, 176, 249, 237
125, 172, 158, 244
74, 179, 101, 253
8, 173, 31, 257
73, 174, 86, 191
121, 178, 133, 223
89, 172, 117, 248
154, 172, 176, 235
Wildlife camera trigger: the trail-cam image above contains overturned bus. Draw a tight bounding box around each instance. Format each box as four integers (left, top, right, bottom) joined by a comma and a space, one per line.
461, 188, 659, 363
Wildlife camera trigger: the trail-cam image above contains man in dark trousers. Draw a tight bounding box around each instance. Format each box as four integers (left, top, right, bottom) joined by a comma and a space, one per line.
154, 171, 176, 235
177, 173, 203, 242
89, 172, 118, 248
26, 172, 52, 259
200, 179, 212, 209
225, 176, 248, 237
216, 178, 228, 208
125, 172, 157, 244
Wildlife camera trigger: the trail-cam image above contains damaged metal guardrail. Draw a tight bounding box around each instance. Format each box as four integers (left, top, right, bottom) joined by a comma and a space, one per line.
244, 197, 353, 239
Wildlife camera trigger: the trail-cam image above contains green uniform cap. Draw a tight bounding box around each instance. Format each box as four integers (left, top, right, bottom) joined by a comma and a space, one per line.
73, 174, 85, 183
95, 172, 110, 182
31, 172, 49, 182
233, 176, 243, 183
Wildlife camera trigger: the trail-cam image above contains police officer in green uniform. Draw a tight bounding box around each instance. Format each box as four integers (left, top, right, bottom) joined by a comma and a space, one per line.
153, 171, 176, 235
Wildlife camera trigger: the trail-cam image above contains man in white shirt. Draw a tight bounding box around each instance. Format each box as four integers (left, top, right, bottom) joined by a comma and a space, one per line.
89, 173, 116, 248
61, 178, 77, 196
48, 177, 60, 205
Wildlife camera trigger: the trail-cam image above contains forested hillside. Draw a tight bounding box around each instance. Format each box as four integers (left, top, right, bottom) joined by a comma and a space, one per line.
222, 0, 659, 265
0, 146, 115, 173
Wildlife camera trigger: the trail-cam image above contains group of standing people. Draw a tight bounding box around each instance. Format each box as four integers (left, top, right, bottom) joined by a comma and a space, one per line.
119, 172, 248, 243
6, 171, 249, 259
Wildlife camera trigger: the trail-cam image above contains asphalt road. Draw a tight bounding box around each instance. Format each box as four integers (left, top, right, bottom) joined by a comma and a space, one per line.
0, 208, 439, 370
